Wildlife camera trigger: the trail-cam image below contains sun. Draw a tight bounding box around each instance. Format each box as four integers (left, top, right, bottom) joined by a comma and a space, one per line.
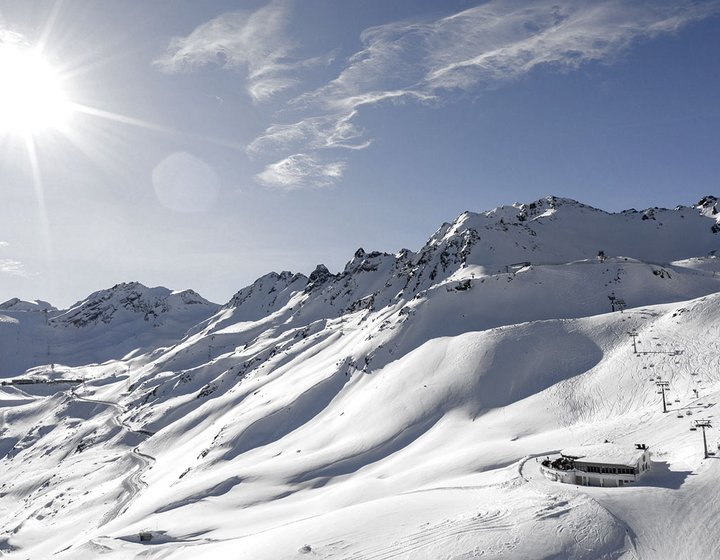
0, 45, 71, 135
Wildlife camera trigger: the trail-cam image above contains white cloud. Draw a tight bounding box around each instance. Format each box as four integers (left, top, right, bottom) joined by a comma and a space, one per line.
417, 0, 720, 92
335, 0, 719, 97
248, 110, 371, 155
250, 0, 719, 156
0, 30, 24, 46
172, 0, 718, 189
155, 2, 301, 102
0, 259, 26, 277
255, 154, 345, 190
302, 0, 718, 108
0, 242, 26, 276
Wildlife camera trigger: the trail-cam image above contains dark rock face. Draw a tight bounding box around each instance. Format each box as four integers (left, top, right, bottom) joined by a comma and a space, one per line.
697, 195, 718, 209
305, 265, 334, 293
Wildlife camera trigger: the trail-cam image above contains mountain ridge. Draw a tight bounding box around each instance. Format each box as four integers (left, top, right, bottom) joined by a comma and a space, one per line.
3, 195, 718, 315
2, 194, 719, 378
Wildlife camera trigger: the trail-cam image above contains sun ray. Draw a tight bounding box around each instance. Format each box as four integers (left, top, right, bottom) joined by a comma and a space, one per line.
0, 38, 241, 196
70, 103, 175, 134
36, 0, 65, 56
23, 133, 56, 297
70, 102, 246, 151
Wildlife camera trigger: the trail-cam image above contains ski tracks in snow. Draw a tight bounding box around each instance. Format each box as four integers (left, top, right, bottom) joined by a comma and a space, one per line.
520, 456, 638, 558
342, 509, 514, 560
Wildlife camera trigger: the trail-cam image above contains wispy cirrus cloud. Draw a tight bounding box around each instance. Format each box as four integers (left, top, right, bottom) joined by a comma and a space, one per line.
255, 153, 345, 190
0, 242, 26, 277
416, 0, 719, 92
0, 29, 25, 46
154, 2, 323, 103
248, 0, 719, 188
247, 110, 371, 155
0, 259, 26, 276
310, 0, 719, 103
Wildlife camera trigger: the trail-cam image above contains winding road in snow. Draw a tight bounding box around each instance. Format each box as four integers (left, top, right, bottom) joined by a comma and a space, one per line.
70, 387, 156, 526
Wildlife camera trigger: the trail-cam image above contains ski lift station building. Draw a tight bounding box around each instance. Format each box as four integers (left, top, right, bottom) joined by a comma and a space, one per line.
540, 443, 651, 487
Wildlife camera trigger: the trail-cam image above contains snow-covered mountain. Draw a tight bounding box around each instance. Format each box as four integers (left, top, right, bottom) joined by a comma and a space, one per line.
0, 282, 218, 378
1, 196, 720, 559
53, 282, 214, 328
0, 298, 56, 312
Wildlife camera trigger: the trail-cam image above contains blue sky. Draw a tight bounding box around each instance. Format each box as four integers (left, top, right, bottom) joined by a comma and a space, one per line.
0, 0, 719, 307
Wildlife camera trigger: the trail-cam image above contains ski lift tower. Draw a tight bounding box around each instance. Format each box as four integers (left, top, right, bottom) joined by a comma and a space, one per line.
628, 330, 639, 353
690, 419, 713, 459
655, 380, 670, 413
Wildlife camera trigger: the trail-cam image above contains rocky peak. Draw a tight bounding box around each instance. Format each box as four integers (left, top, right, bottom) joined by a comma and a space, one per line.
343, 249, 393, 275
696, 195, 719, 218
225, 271, 306, 310
305, 264, 334, 293
175, 289, 211, 305
53, 282, 215, 328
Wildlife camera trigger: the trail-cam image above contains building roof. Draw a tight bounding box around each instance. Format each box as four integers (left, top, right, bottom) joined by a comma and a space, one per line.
560, 444, 646, 466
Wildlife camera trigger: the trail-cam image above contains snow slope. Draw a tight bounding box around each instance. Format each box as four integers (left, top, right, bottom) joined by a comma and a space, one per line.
1, 196, 720, 559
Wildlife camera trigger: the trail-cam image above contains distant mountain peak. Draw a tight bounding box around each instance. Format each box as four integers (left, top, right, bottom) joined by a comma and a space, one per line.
53, 281, 216, 328
0, 298, 56, 312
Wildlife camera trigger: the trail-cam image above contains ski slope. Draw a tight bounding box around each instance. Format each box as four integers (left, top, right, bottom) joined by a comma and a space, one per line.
1, 196, 719, 559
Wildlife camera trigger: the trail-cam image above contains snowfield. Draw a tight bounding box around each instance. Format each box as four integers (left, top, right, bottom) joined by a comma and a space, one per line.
1, 196, 720, 559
